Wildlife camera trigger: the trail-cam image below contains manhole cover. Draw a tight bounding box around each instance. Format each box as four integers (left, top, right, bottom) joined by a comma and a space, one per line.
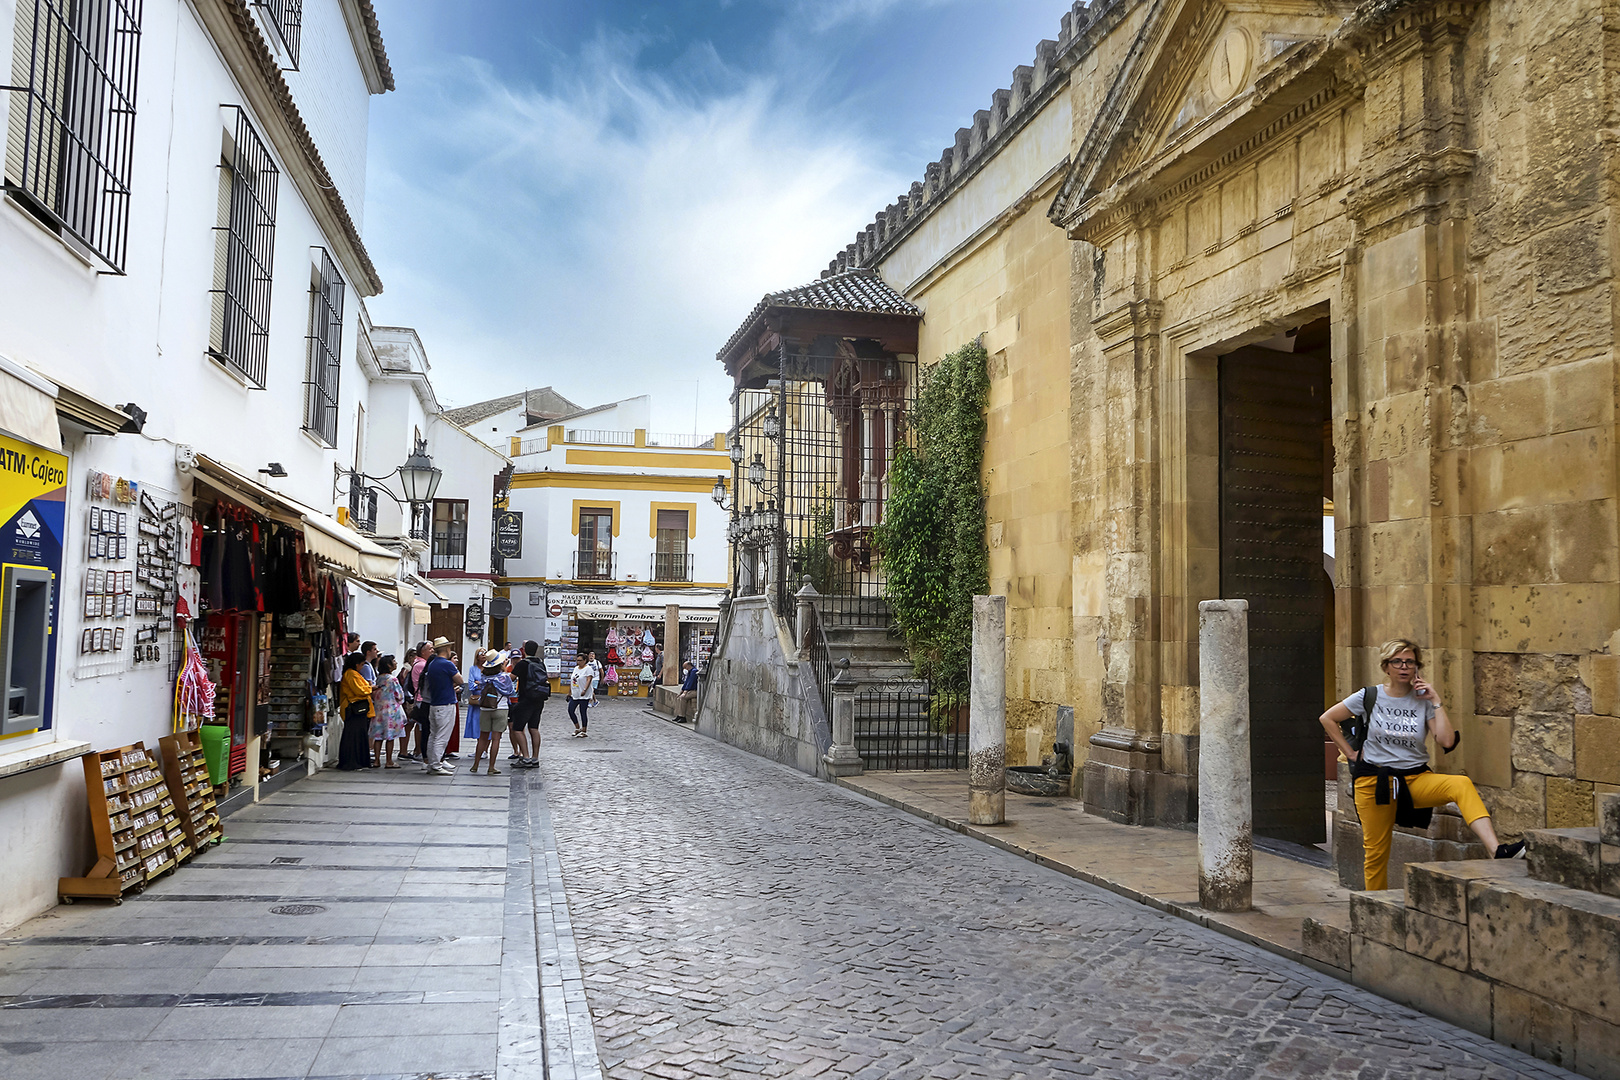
269, 904, 325, 915
271, 857, 303, 865
582, 749, 623, 753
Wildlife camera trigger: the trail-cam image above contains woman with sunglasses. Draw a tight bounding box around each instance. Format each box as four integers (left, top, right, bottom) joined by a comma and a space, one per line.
1319, 638, 1524, 890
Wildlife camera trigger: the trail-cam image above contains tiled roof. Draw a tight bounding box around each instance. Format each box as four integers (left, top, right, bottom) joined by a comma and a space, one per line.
442, 387, 582, 428
357, 2, 395, 92
718, 268, 921, 362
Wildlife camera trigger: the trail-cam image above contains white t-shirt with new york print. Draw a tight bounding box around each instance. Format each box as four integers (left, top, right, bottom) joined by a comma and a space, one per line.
1342, 686, 1435, 771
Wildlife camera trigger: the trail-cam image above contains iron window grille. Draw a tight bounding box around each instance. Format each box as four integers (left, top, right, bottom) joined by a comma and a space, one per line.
572, 549, 616, 582
254, 0, 301, 67
432, 500, 467, 570
208, 106, 278, 389
2, 0, 142, 273
302, 248, 344, 446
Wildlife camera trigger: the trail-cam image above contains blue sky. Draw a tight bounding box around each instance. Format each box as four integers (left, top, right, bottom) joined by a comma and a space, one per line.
362, 1, 1074, 434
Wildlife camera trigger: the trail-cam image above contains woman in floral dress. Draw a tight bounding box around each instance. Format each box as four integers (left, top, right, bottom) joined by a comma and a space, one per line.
369, 654, 407, 769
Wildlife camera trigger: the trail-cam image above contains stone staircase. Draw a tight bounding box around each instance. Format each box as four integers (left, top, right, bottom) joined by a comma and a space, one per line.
815, 616, 954, 770
1303, 794, 1620, 1076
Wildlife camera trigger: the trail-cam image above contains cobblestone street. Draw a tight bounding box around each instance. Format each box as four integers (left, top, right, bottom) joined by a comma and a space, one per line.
0, 700, 1579, 1079
548, 703, 1569, 1080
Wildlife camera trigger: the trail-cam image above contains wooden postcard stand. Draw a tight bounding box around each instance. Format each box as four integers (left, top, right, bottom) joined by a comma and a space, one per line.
59, 742, 187, 904
158, 730, 222, 853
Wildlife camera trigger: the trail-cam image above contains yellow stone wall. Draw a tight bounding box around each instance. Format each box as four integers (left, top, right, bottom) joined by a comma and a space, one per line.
898, 189, 1075, 766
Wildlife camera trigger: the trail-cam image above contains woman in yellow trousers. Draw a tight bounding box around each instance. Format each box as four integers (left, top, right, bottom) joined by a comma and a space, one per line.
1319, 639, 1524, 891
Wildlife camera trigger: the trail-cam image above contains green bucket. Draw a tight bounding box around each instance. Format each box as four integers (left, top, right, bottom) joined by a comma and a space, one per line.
199, 725, 230, 786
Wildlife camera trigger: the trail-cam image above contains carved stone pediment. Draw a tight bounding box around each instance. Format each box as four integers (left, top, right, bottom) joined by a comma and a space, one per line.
1049, 0, 1357, 243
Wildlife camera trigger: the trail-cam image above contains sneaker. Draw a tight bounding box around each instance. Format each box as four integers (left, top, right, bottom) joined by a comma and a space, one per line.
432, 764, 454, 776
1495, 840, 1527, 859
445, 753, 459, 760
571, 729, 581, 738
507, 753, 521, 760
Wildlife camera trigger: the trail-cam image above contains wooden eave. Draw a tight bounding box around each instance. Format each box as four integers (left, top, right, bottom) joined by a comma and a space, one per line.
722, 307, 920, 386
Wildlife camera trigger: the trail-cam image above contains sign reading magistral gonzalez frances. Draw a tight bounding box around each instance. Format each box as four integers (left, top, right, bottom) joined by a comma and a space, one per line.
494, 510, 522, 559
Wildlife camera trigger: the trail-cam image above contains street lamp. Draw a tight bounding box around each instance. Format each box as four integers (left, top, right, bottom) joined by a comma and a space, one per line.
397, 438, 443, 504
728, 437, 743, 465
711, 474, 730, 509
748, 453, 766, 489
339, 437, 443, 539
762, 404, 781, 441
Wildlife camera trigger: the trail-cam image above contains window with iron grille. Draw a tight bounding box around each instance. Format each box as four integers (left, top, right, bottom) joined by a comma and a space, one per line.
208, 106, 278, 389
432, 500, 467, 570
254, 0, 301, 67
654, 509, 689, 582
3, 0, 142, 273
303, 248, 344, 445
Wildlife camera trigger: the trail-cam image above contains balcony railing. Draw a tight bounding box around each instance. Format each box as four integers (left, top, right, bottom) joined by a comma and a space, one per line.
573, 549, 617, 581
347, 485, 378, 535
651, 552, 694, 583
432, 530, 467, 570
566, 428, 635, 446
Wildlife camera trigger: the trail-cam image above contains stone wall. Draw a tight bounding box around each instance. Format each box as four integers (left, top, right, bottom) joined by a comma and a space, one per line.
695, 597, 830, 777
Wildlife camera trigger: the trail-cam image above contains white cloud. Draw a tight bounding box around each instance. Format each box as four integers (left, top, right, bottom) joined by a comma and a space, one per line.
363, 36, 906, 435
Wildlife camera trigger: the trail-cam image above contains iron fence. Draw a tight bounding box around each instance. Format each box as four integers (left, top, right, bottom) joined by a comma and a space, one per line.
805, 604, 833, 720
729, 351, 916, 627
853, 683, 965, 771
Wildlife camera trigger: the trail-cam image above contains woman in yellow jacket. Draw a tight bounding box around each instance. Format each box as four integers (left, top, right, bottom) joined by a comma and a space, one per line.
337, 651, 375, 771
1320, 639, 1524, 890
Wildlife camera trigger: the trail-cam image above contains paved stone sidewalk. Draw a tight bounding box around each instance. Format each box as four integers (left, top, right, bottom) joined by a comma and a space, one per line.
547, 704, 1572, 1080
0, 751, 582, 1080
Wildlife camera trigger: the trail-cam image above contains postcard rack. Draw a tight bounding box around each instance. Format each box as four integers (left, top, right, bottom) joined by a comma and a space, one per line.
158, 730, 222, 852
58, 742, 189, 904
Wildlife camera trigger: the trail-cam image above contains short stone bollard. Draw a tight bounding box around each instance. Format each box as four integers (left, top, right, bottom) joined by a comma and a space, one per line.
1198, 599, 1252, 912
969, 595, 1007, 825
823, 658, 863, 778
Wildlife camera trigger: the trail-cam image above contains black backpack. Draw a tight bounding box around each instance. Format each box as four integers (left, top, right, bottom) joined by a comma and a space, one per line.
1341, 686, 1377, 753
517, 657, 551, 703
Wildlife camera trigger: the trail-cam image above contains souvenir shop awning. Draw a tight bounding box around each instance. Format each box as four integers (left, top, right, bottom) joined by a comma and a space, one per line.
194, 456, 403, 584
341, 571, 415, 608
405, 571, 449, 605
411, 601, 431, 625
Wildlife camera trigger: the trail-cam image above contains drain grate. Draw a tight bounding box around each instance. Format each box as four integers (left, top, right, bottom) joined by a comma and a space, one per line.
271, 857, 304, 865
582, 749, 623, 753
269, 904, 326, 915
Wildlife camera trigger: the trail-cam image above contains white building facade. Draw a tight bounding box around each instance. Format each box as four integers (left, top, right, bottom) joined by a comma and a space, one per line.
0, 0, 496, 930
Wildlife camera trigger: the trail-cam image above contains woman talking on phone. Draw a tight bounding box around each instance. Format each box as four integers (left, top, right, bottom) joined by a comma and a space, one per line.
1319, 639, 1524, 890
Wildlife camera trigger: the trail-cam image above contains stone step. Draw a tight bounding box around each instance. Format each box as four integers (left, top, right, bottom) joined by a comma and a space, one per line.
1526, 827, 1618, 896
1301, 917, 1351, 972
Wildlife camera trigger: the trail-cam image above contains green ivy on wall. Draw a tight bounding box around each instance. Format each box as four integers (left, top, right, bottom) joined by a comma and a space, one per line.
875, 339, 990, 695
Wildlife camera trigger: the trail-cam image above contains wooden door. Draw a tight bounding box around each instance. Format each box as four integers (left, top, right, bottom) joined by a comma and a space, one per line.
1220, 346, 1329, 845
428, 604, 464, 658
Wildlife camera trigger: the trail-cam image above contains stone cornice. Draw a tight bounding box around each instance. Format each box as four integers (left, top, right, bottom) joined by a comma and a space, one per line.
196, 0, 385, 296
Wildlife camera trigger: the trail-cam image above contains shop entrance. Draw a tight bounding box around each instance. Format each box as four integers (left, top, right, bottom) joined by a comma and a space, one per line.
1218, 318, 1333, 846
427, 604, 463, 655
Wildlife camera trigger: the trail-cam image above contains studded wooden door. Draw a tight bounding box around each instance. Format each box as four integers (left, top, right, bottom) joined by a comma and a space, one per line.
1219, 346, 1329, 845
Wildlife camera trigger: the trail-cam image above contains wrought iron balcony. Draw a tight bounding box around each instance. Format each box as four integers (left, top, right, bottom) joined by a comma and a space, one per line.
573, 549, 617, 581
651, 552, 694, 583
347, 485, 378, 535
432, 530, 467, 570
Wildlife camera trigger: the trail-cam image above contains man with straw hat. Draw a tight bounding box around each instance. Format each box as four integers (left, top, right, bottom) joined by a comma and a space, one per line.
421, 637, 465, 775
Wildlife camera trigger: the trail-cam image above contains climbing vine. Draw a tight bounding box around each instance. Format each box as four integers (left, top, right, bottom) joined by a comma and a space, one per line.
875, 339, 990, 696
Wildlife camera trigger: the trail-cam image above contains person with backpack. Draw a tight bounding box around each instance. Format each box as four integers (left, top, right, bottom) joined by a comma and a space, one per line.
1319, 638, 1525, 890
470, 650, 515, 775
508, 639, 550, 769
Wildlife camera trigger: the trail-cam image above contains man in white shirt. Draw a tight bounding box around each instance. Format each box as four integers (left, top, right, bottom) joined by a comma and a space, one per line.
568, 653, 596, 738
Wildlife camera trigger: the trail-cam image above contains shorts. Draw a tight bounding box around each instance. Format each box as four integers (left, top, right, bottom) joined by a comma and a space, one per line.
509, 700, 544, 729
479, 708, 509, 734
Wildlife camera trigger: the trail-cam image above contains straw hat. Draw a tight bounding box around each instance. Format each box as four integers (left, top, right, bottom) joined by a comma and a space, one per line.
481, 650, 510, 672
430, 636, 452, 650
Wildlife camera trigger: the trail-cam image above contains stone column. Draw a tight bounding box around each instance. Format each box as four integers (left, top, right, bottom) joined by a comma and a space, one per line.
823, 658, 863, 777
969, 595, 1007, 825
859, 405, 878, 525
1197, 599, 1252, 913
795, 576, 819, 658
663, 604, 680, 684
